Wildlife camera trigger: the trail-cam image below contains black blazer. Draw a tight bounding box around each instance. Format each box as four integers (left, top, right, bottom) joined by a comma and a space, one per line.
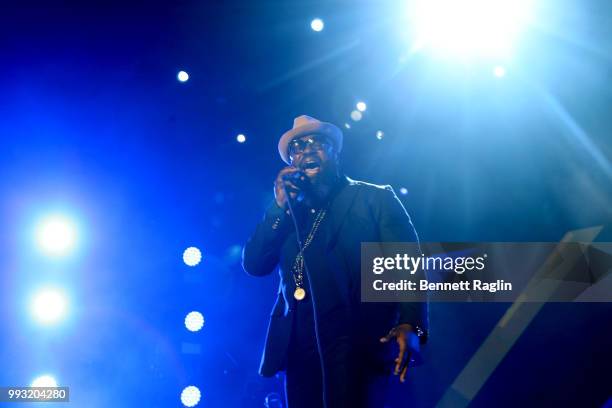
243, 176, 428, 377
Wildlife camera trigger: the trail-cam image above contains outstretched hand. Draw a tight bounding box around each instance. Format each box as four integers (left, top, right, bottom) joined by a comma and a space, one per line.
380, 323, 413, 383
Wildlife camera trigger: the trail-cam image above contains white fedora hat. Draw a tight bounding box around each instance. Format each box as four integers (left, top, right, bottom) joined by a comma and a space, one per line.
278, 115, 343, 164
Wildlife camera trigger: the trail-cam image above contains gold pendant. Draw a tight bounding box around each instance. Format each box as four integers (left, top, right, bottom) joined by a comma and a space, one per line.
294, 287, 306, 301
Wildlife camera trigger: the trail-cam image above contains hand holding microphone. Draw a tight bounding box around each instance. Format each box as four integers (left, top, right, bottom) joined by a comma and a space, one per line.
274, 166, 309, 209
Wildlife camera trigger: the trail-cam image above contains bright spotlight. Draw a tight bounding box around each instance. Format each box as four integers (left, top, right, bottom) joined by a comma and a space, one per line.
356, 101, 367, 112
350, 110, 362, 122
399, 187, 409, 195
31, 288, 67, 325
376, 130, 384, 140
36, 215, 77, 256
181, 386, 201, 407
185, 311, 205, 332
31, 375, 58, 388
310, 18, 324, 32
409, 0, 532, 58
177, 70, 190, 82
183, 247, 202, 266
236, 134, 246, 143
493, 65, 506, 77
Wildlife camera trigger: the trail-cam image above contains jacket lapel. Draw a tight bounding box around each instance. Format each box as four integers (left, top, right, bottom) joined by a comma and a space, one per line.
324, 176, 360, 250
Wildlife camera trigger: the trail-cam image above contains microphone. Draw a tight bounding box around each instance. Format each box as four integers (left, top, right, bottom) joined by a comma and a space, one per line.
281, 170, 307, 183
282, 170, 311, 190
281, 170, 310, 202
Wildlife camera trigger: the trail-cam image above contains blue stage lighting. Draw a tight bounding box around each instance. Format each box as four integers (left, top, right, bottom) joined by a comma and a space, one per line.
409, 0, 532, 58
236, 134, 246, 143
177, 70, 190, 82
31, 375, 58, 387
183, 247, 202, 266
184, 311, 205, 332
31, 288, 68, 325
36, 215, 77, 256
264, 392, 283, 408
310, 18, 324, 32
181, 386, 201, 407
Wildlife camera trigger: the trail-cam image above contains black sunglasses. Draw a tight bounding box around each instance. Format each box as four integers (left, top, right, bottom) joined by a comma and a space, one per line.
288, 135, 332, 158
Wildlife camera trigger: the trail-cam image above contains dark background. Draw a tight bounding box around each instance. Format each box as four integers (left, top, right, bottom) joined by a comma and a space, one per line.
1, 0, 611, 407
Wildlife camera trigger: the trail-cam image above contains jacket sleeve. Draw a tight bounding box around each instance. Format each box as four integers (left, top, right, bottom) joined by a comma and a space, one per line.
242, 201, 293, 277
374, 185, 429, 339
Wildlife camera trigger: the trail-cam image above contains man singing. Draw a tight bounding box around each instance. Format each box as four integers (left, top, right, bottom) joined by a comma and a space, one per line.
243, 115, 428, 408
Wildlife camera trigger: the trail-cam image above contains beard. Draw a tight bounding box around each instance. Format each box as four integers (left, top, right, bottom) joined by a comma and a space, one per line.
303, 161, 339, 199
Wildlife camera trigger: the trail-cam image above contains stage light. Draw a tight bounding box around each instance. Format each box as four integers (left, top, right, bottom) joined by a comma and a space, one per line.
36, 215, 77, 256
177, 71, 189, 82
181, 386, 201, 407
183, 247, 202, 267
493, 65, 506, 77
356, 101, 367, 112
31, 375, 57, 388
344, 123, 351, 129
310, 18, 324, 32
376, 130, 384, 140
236, 134, 246, 143
399, 187, 409, 195
409, 0, 532, 58
350, 110, 362, 121
185, 311, 205, 332
31, 288, 67, 325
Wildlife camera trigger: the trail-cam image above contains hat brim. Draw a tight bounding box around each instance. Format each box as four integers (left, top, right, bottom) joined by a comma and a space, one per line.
278, 122, 343, 164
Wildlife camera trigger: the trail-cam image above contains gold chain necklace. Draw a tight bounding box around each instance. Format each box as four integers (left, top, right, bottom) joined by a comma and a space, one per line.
291, 208, 327, 301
